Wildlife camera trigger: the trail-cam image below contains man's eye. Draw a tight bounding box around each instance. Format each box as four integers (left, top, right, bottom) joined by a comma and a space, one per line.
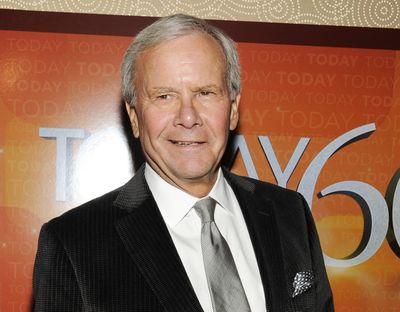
199, 90, 214, 96
157, 94, 171, 100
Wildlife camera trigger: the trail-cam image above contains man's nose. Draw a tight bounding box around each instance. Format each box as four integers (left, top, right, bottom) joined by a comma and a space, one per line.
173, 96, 202, 128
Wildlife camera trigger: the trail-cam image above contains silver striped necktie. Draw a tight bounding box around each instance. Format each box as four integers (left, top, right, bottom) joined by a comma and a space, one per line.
194, 197, 251, 312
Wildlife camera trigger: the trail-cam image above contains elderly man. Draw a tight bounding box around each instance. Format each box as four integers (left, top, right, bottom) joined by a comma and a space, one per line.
33, 14, 334, 312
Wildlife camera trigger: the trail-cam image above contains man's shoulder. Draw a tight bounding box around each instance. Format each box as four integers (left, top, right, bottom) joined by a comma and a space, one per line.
47, 166, 147, 231
223, 168, 301, 200
224, 170, 310, 227
47, 186, 123, 231
37, 177, 147, 255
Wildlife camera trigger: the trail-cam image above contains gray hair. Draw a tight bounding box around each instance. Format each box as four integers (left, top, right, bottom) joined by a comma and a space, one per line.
121, 14, 241, 106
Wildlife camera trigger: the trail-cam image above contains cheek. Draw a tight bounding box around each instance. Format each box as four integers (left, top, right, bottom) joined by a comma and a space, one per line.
208, 113, 231, 139
140, 109, 169, 139
215, 105, 232, 126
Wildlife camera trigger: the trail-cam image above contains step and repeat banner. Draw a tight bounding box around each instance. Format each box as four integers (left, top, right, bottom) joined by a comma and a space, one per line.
1, 10, 399, 311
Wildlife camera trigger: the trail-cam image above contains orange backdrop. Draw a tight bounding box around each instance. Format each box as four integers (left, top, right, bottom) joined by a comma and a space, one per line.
1, 29, 399, 311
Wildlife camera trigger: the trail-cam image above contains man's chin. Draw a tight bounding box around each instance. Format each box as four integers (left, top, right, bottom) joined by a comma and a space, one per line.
173, 168, 218, 185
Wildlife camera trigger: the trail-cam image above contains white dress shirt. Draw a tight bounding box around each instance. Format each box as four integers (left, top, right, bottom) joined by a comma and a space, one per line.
145, 164, 266, 312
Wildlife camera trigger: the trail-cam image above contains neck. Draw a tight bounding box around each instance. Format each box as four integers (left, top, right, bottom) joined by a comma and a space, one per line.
179, 180, 216, 198
147, 163, 219, 198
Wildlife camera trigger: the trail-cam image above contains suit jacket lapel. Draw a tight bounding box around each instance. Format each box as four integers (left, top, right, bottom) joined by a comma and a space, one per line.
113, 166, 203, 312
223, 169, 290, 311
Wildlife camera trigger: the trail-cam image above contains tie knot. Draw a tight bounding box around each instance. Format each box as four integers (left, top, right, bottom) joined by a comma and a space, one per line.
194, 197, 216, 223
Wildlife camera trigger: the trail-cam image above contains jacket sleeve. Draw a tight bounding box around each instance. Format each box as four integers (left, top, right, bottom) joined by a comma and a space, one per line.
301, 195, 335, 311
33, 222, 83, 311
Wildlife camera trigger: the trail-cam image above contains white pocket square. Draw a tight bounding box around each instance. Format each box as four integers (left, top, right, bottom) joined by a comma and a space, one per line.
292, 270, 313, 297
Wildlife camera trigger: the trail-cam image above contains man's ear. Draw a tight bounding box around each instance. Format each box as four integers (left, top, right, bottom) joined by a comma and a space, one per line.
229, 94, 240, 131
125, 102, 140, 138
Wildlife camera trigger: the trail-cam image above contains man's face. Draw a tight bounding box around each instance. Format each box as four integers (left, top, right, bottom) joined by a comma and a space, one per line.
126, 32, 239, 197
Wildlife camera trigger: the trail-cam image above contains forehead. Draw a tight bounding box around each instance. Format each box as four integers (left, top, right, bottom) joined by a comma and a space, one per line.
137, 31, 226, 70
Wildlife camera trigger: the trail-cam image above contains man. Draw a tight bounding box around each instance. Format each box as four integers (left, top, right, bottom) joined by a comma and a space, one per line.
33, 14, 334, 311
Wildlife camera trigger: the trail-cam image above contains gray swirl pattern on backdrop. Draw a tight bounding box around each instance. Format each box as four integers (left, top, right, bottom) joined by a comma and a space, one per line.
0, 0, 399, 28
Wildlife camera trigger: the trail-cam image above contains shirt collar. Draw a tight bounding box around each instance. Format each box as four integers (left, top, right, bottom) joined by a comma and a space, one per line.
144, 163, 233, 228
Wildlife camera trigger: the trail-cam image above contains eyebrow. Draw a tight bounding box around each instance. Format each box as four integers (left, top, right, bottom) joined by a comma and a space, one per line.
193, 85, 223, 92
150, 87, 176, 93
149, 84, 225, 94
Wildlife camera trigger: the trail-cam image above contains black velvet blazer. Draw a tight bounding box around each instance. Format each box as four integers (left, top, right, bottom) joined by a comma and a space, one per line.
33, 165, 334, 311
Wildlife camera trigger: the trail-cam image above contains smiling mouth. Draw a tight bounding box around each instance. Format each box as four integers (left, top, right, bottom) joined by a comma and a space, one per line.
170, 140, 204, 146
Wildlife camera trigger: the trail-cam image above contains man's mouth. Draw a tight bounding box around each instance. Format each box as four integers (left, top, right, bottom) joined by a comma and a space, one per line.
170, 140, 204, 146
